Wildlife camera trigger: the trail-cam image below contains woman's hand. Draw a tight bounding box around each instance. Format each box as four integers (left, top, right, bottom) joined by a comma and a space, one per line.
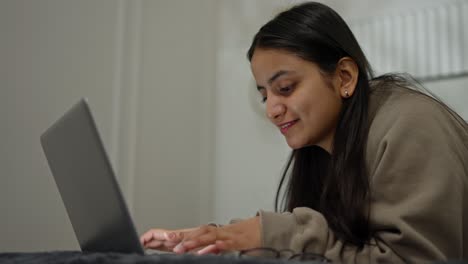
173, 216, 261, 254
140, 227, 196, 252
140, 227, 224, 254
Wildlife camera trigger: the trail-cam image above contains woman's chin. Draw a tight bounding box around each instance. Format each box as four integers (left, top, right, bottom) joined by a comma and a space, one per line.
286, 139, 306, 150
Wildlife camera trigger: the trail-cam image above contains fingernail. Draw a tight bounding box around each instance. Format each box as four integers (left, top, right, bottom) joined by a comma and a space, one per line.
174, 243, 185, 253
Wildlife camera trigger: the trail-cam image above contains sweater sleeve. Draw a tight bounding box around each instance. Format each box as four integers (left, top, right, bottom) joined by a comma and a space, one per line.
259, 94, 467, 263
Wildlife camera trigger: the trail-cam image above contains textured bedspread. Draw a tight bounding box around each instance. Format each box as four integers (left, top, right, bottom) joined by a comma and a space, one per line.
2, 251, 466, 264
0, 251, 303, 264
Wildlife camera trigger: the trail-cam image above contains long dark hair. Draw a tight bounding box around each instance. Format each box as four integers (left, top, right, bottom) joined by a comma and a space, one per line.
247, 2, 374, 247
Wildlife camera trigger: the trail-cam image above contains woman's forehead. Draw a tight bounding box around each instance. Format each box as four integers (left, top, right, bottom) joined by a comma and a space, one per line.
252, 50, 296, 72
251, 49, 314, 83
251, 49, 300, 67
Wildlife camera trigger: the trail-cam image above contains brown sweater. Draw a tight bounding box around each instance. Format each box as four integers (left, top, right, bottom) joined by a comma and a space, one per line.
258, 87, 468, 263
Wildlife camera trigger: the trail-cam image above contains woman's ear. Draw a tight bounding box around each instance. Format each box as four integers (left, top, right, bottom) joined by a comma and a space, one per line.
336, 57, 359, 98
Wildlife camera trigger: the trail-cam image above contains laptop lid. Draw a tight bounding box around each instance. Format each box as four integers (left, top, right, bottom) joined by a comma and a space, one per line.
40, 98, 144, 254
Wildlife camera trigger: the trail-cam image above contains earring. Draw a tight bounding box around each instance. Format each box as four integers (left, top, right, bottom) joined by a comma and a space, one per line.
345, 90, 349, 97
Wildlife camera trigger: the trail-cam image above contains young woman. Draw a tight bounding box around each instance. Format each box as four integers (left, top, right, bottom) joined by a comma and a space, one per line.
140, 2, 467, 262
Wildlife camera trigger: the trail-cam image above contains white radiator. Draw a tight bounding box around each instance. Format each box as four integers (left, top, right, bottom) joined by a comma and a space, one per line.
349, 0, 467, 81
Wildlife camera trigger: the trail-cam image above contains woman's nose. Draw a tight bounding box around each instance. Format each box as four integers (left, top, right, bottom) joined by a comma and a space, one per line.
266, 100, 285, 121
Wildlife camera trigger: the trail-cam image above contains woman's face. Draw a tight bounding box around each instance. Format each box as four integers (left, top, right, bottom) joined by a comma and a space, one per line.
250, 48, 343, 151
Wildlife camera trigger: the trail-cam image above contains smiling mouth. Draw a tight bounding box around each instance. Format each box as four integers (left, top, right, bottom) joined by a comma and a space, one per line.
279, 119, 299, 134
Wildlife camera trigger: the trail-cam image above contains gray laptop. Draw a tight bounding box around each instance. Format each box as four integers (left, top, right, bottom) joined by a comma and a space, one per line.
40, 98, 145, 254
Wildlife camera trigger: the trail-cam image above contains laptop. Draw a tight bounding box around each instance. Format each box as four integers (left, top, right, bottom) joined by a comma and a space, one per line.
40, 98, 145, 254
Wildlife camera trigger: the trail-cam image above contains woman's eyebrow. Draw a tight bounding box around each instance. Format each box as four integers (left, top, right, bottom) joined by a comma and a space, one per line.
268, 70, 291, 85
257, 70, 293, 91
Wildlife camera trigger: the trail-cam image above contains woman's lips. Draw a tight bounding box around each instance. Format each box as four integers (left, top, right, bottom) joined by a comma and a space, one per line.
279, 119, 299, 134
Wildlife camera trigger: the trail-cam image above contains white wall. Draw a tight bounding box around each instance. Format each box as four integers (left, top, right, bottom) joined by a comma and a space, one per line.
0, 0, 216, 252
0, 0, 121, 251
131, 0, 217, 232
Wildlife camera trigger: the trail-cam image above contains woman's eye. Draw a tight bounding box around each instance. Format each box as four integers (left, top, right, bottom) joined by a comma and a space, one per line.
279, 86, 293, 93
261, 96, 267, 103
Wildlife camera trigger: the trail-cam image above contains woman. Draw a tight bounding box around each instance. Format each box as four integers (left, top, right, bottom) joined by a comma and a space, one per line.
140, 2, 468, 262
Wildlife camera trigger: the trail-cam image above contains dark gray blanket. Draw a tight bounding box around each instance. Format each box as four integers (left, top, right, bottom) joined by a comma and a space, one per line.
0, 251, 306, 264
1, 252, 466, 264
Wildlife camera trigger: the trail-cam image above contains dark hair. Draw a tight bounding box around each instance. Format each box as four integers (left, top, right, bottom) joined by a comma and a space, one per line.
247, 2, 375, 247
